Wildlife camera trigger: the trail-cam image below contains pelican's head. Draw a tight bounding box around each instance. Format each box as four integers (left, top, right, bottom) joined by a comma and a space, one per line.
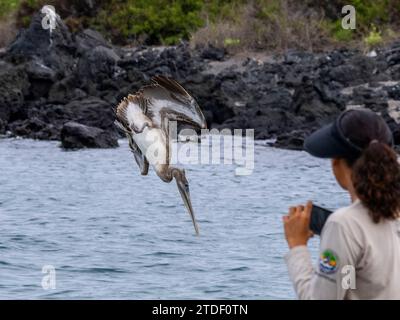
172, 168, 200, 235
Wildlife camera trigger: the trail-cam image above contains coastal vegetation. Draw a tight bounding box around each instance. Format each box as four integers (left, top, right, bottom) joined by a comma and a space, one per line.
0, 0, 399, 50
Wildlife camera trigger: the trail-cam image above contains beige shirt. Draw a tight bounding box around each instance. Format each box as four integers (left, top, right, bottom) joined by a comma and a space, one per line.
285, 200, 400, 299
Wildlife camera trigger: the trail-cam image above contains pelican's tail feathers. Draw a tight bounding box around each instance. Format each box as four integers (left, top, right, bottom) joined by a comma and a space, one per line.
115, 94, 149, 132
116, 95, 132, 130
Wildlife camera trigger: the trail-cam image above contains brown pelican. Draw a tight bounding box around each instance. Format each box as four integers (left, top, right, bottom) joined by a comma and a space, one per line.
115, 76, 207, 235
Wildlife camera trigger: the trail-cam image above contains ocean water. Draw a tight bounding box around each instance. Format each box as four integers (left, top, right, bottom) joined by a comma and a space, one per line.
0, 138, 348, 299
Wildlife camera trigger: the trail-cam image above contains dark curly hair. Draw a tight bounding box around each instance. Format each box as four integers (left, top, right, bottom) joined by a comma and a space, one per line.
342, 111, 400, 223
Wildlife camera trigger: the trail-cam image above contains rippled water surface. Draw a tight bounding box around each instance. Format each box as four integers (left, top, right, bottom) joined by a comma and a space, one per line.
0, 138, 348, 299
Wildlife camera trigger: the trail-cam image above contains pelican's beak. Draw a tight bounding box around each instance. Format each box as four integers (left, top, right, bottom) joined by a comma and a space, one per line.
175, 172, 200, 236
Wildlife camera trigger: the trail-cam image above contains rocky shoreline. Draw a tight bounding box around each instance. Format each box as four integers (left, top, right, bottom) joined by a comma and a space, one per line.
0, 12, 399, 151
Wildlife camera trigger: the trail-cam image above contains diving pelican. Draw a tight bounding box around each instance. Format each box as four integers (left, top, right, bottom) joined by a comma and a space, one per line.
115, 75, 207, 235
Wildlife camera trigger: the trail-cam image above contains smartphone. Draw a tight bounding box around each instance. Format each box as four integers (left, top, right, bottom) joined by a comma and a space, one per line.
309, 204, 333, 236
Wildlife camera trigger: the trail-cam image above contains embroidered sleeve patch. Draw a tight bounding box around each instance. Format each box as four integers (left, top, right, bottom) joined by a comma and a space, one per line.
319, 249, 339, 274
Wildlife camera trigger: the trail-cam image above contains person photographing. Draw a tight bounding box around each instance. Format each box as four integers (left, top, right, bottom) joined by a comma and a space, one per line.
283, 109, 400, 299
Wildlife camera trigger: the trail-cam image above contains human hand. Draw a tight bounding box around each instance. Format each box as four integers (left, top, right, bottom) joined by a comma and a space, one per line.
283, 201, 314, 249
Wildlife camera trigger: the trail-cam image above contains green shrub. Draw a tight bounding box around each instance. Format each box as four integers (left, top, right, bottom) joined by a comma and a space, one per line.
328, 20, 354, 42
349, 0, 390, 30
203, 0, 246, 22
363, 24, 383, 47
0, 0, 21, 18
306, 0, 398, 43
223, 37, 240, 46
91, 0, 204, 45
255, 0, 281, 20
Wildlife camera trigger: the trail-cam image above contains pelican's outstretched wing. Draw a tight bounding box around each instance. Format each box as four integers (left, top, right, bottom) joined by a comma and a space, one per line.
139, 75, 207, 132
115, 95, 150, 175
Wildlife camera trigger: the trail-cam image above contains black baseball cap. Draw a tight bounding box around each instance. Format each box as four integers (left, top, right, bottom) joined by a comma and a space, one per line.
304, 109, 394, 159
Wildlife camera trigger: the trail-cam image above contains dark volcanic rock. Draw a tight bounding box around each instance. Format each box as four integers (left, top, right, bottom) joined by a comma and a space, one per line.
7, 12, 75, 78
0, 118, 6, 134
60, 121, 118, 149
200, 45, 226, 61
63, 97, 117, 132
75, 29, 113, 55
274, 130, 307, 151
77, 46, 120, 83
25, 60, 57, 99
48, 76, 87, 103
9, 117, 59, 140
0, 64, 29, 126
